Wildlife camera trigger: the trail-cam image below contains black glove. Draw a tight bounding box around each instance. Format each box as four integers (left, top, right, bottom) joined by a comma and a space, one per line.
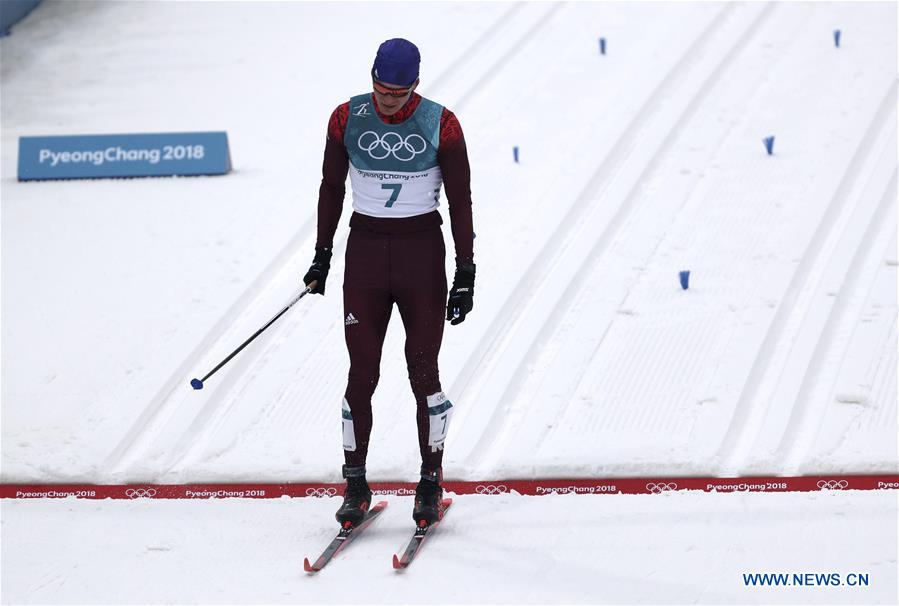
303, 247, 332, 295
446, 261, 475, 325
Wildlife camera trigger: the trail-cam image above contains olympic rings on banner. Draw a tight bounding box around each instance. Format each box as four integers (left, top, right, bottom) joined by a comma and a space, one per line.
645, 482, 678, 494
816, 480, 849, 490
475, 484, 509, 495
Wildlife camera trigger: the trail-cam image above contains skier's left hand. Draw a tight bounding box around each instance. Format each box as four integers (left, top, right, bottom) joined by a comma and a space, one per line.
446, 261, 475, 325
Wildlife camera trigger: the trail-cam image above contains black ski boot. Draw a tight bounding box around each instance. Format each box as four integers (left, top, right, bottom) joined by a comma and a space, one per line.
335, 465, 372, 528
413, 467, 445, 526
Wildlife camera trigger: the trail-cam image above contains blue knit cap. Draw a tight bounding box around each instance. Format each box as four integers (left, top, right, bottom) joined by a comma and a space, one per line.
371, 38, 420, 86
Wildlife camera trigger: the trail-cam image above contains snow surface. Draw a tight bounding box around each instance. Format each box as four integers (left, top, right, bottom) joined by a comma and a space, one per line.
2, 491, 897, 604
1, 1, 897, 603
2, 0, 896, 484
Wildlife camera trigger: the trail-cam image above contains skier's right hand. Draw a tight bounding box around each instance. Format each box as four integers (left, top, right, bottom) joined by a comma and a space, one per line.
303, 247, 332, 295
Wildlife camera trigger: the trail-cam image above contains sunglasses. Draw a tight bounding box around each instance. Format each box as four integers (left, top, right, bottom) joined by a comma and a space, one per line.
373, 80, 414, 97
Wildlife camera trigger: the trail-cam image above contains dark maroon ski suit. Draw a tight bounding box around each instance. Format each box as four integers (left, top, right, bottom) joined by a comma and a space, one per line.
316, 93, 474, 471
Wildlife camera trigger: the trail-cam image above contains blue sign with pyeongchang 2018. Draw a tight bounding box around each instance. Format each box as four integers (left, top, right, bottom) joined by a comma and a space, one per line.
17, 131, 232, 181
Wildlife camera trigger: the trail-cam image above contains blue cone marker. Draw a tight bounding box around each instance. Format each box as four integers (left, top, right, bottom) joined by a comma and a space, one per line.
834, 29, 841, 48
599, 37, 606, 55
763, 136, 775, 155
513, 146, 519, 163
679, 270, 690, 290
191, 378, 204, 390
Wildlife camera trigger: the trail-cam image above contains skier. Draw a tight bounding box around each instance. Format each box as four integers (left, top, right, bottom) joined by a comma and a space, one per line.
302, 38, 475, 528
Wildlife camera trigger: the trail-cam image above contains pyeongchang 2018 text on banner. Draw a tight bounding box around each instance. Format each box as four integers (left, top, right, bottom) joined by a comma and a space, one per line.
18, 131, 231, 180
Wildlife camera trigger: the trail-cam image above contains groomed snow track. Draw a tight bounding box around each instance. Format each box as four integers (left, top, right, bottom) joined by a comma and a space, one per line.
3, 1, 896, 488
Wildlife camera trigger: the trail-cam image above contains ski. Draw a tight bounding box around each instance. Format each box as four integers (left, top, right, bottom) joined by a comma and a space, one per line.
392, 498, 453, 570
303, 500, 388, 573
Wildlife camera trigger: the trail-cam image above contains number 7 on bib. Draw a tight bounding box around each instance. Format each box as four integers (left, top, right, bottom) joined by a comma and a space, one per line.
381, 183, 402, 207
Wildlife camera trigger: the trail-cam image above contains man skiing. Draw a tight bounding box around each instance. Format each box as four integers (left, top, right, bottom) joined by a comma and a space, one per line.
303, 38, 475, 528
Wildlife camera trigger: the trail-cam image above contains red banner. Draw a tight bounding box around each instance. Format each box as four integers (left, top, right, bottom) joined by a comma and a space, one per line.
1, 474, 896, 500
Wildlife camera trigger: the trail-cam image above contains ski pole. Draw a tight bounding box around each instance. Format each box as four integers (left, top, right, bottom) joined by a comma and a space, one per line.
190, 280, 318, 390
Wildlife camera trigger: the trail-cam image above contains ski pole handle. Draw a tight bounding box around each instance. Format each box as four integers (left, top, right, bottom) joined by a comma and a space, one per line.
189, 281, 317, 390
287, 280, 317, 306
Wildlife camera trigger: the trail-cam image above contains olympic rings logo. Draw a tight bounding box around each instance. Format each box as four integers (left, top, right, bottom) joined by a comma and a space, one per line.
475, 484, 509, 495
646, 482, 678, 494
306, 487, 338, 498
357, 131, 427, 162
817, 480, 848, 491
125, 488, 157, 499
